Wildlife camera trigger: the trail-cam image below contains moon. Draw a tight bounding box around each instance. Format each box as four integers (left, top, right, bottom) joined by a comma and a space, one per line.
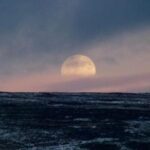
61, 54, 96, 77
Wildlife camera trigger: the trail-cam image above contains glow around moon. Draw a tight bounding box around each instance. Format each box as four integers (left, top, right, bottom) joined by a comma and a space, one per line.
61, 55, 96, 77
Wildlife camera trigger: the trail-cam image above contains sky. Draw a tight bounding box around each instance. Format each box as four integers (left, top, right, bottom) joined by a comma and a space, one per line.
0, 0, 150, 92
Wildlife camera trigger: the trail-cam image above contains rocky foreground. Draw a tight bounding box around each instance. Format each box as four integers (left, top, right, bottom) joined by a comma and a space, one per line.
0, 92, 149, 150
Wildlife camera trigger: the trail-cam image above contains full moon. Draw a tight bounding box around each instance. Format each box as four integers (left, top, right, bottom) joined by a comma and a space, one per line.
61, 54, 96, 77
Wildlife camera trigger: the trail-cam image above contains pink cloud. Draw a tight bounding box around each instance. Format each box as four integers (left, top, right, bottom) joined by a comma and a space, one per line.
0, 69, 149, 92
45, 73, 150, 92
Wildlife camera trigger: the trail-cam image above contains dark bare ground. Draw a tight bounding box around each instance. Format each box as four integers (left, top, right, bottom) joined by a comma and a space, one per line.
0, 92, 149, 149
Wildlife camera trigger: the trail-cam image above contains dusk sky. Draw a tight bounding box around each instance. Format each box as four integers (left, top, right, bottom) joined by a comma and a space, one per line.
0, 0, 150, 92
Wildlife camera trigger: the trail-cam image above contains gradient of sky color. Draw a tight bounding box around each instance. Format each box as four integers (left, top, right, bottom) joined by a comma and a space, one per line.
0, 0, 150, 92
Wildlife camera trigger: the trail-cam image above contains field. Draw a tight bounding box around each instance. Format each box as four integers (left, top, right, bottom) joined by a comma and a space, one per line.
0, 93, 149, 150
